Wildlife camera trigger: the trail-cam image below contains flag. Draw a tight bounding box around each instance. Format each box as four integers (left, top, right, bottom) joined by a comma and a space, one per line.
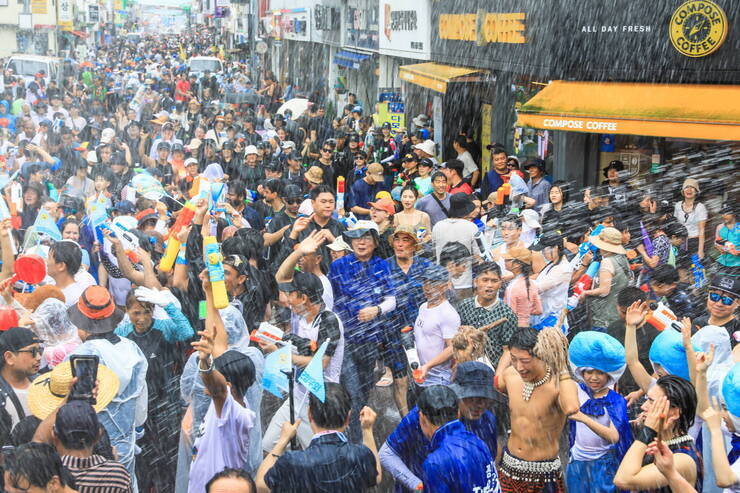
262, 344, 291, 398
179, 44, 187, 62
33, 209, 61, 241
298, 340, 329, 403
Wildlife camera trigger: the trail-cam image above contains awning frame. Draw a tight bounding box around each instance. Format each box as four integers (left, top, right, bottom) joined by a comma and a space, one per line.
516, 80, 740, 141
399, 62, 487, 94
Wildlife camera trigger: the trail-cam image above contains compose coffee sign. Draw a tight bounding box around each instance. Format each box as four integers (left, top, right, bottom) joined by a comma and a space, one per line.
669, 0, 728, 57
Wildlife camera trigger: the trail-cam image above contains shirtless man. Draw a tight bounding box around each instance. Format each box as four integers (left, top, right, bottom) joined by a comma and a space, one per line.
495, 327, 579, 492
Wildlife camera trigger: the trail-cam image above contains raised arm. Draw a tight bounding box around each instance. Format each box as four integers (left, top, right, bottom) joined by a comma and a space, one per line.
624, 301, 655, 393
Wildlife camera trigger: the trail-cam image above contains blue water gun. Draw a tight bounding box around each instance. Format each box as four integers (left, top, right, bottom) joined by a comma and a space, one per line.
690, 254, 706, 289
569, 224, 603, 270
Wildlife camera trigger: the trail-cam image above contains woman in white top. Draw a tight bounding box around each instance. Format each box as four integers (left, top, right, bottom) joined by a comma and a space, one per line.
673, 177, 707, 259
532, 231, 573, 325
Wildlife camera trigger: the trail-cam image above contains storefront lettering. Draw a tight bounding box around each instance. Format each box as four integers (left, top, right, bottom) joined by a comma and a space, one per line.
439, 12, 526, 44
542, 118, 618, 131
581, 25, 653, 33
390, 10, 417, 31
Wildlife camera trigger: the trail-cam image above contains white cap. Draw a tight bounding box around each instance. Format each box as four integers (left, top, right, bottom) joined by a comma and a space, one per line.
413, 139, 435, 157
281, 140, 296, 149
100, 128, 115, 144
520, 209, 542, 230
245, 145, 258, 155
184, 157, 198, 167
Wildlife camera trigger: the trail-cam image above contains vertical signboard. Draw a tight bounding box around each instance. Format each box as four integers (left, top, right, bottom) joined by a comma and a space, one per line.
58, 0, 73, 30
480, 103, 492, 173
379, 0, 431, 59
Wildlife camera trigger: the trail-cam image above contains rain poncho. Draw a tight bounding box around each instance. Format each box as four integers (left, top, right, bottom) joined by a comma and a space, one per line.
179, 305, 264, 476
30, 298, 80, 368
69, 335, 148, 490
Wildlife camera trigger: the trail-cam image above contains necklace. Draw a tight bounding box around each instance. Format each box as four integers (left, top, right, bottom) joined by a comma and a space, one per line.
664, 434, 693, 447
522, 366, 551, 401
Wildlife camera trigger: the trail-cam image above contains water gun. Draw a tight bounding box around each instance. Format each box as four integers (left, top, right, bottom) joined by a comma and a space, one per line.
400, 326, 424, 383
690, 254, 706, 289
99, 223, 141, 264
567, 261, 600, 310
336, 176, 345, 211
204, 235, 229, 309
250, 321, 286, 346
474, 230, 492, 262
640, 221, 655, 257
569, 224, 604, 270
495, 182, 511, 205
158, 201, 196, 272
645, 301, 681, 332
339, 211, 358, 228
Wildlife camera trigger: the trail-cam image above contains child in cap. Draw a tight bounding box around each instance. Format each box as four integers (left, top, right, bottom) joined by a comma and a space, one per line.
566, 331, 632, 493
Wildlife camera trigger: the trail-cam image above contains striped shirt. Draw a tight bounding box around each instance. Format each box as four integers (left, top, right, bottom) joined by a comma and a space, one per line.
61, 454, 132, 493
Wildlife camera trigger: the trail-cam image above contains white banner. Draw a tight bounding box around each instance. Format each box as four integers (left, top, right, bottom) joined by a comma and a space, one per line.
58, 0, 73, 28
379, 0, 431, 59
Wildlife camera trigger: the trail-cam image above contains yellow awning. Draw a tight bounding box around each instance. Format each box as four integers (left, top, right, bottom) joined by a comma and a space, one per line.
516, 81, 740, 141
399, 62, 485, 94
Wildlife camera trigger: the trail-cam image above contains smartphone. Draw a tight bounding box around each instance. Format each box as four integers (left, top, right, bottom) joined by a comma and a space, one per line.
69, 355, 99, 404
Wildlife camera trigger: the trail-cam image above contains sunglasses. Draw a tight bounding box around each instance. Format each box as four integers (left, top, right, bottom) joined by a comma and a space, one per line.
285, 198, 302, 205
709, 292, 735, 306
321, 148, 332, 152
16, 347, 42, 358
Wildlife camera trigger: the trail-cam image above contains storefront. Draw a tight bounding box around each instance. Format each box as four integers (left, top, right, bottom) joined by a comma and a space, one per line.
336, 0, 379, 110
512, 0, 740, 187
430, 0, 740, 182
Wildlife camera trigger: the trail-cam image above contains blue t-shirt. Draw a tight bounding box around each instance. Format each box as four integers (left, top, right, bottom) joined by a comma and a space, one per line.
387, 256, 433, 328
329, 254, 395, 344
423, 420, 500, 493
386, 407, 497, 493
347, 178, 386, 219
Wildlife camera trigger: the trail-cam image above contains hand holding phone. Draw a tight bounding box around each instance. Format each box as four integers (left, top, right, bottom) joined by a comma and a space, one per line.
69, 355, 99, 405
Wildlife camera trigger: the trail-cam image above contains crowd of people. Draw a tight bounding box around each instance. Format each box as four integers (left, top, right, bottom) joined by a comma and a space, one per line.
0, 29, 736, 493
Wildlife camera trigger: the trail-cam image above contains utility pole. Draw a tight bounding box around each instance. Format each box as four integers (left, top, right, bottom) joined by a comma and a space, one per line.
249, 0, 256, 83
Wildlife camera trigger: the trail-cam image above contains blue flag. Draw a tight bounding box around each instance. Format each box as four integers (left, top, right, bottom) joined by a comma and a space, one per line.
33, 209, 61, 241
262, 344, 291, 399
298, 340, 329, 403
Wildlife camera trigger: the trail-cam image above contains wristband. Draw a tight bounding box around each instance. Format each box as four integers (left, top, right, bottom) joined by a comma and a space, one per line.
635, 426, 658, 445
376, 305, 382, 316
198, 355, 214, 373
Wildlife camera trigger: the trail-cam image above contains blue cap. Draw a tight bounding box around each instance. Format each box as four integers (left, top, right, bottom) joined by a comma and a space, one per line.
649, 329, 698, 381
418, 264, 449, 283
722, 363, 740, 418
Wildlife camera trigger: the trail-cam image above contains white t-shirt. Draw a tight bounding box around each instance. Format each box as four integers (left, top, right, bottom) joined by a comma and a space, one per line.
188, 392, 256, 493
413, 300, 460, 386
60, 271, 97, 307
458, 151, 478, 179
571, 385, 613, 461
674, 201, 708, 238
432, 218, 480, 289
318, 274, 334, 311
293, 310, 344, 401
4, 386, 30, 427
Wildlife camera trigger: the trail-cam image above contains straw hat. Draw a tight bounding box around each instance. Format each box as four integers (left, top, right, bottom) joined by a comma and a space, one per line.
305, 166, 324, 185
28, 360, 120, 419
389, 225, 419, 247
590, 227, 627, 254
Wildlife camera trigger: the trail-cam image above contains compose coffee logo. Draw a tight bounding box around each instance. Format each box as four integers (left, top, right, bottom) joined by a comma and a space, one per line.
669, 0, 728, 57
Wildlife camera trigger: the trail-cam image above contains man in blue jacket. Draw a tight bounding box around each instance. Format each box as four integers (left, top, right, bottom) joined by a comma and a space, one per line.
379, 365, 499, 492
418, 385, 500, 493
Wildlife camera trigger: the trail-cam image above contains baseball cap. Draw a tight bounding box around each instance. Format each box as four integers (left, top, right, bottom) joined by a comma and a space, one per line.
326, 236, 353, 252
503, 246, 533, 265
100, 128, 115, 145
278, 271, 324, 301
0, 327, 41, 352
53, 400, 100, 448
441, 159, 464, 173
282, 184, 303, 201
244, 145, 258, 155
450, 362, 496, 401
523, 158, 546, 170
157, 141, 171, 152
401, 153, 418, 163
367, 162, 384, 180
418, 158, 434, 168
110, 200, 136, 215
418, 264, 449, 284
709, 274, 739, 298
368, 197, 395, 216
185, 157, 199, 167
287, 151, 302, 161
